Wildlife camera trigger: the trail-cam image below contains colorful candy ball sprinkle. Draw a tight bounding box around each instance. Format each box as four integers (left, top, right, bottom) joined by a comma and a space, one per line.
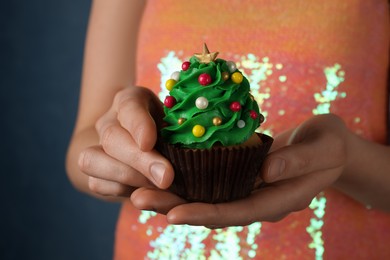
192, 125, 205, 137
195, 96, 209, 109
250, 110, 258, 119
178, 118, 186, 125
165, 79, 177, 91
221, 71, 230, 81
237, 120, 246, 128
198, 73, 212, 86
226, 61, 237, 73
164, 96, 176, 108
212, 117, 222, 126
182, 61, 191, 71
230, 101, 241, 112
171, 71, 180, 81
231, 72, 243, 84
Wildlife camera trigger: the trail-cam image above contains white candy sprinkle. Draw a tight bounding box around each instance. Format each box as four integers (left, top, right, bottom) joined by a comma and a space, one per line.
226, 61, 237, 73
237, 120, 245, 128
195, 97, 208, 109
171, 71, 180, 81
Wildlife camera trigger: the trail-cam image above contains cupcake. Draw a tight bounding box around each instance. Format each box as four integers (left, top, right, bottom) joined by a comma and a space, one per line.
157, 44, 273, 203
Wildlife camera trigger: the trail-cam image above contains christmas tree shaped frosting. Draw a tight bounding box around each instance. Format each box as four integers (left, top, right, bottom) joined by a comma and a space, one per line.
162, 44, 264, 149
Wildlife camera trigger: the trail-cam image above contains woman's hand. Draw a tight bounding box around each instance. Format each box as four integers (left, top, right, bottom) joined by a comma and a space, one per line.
77, 87, 175, 201
131, 114, 349, 226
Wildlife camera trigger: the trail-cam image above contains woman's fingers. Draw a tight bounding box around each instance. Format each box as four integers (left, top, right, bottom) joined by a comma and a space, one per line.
87, 176, 134, 198
79, 145, 148, 198
131, 187, 187, 215
166, 167, 342, 227
79, 87, 172, 199
262, 114, 347, 183
96, 123, 174, 189
263, 139, 344, 183
78, 145, 153, 188
94, 87, 174, 189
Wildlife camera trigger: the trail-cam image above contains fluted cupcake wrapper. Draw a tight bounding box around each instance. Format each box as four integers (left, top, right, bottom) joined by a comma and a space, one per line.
156, 133, 273, 203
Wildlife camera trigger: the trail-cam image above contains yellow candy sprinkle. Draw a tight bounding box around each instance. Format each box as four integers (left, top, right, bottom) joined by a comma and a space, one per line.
231, 72, 243, 84
165, 79, 177, 91
192, 125, 205, 137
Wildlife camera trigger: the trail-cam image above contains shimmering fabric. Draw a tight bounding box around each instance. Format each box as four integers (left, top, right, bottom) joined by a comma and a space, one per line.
115, 0, 390, 259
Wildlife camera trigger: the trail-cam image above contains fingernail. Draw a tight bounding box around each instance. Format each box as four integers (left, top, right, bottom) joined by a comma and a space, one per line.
268, 158, 285, 181
150, 163, 165, 186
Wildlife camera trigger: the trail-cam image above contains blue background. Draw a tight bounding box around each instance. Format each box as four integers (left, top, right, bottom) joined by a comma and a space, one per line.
0, 1, 121, 259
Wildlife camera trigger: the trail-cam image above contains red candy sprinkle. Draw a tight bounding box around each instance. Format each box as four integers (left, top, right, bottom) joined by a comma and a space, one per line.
250, 110, 258, 119
230, 101, 241, 112
182, 61, 191, 71
164, 96, 176, 108
198, 73, 212, 86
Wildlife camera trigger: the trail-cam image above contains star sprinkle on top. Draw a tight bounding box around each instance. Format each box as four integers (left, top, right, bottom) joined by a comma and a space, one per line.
194, 43, 219, 64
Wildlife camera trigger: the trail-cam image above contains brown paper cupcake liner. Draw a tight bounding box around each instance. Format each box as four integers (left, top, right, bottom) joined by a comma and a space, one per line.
156, 133, 273, 203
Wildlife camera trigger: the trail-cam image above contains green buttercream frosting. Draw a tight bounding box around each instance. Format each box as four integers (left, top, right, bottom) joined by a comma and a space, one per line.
161, 56, 261, 149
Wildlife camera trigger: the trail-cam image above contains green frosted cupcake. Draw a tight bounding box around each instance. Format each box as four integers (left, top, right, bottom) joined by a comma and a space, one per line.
157, 44, 273, 203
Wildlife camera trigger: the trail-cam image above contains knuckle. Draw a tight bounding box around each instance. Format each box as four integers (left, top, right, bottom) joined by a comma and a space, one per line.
277, 195, 293, 216
88, 177, 100, 193
107, 185, 120, 197
279, 187, 311, 214
289, 188, 313, 212
117, 98, 144, 126
78, 149, 92, 172
117, 96, 138, 112
88, 177, 126, 197
125, 146, 144, 169
116, 98, 144, 132
116, 166, 134, 184
294, 197, 312, 212
114, 89, 142, 115
113, 88, 131, 106
295, 157, 311, 172
100, 124, 117, 150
